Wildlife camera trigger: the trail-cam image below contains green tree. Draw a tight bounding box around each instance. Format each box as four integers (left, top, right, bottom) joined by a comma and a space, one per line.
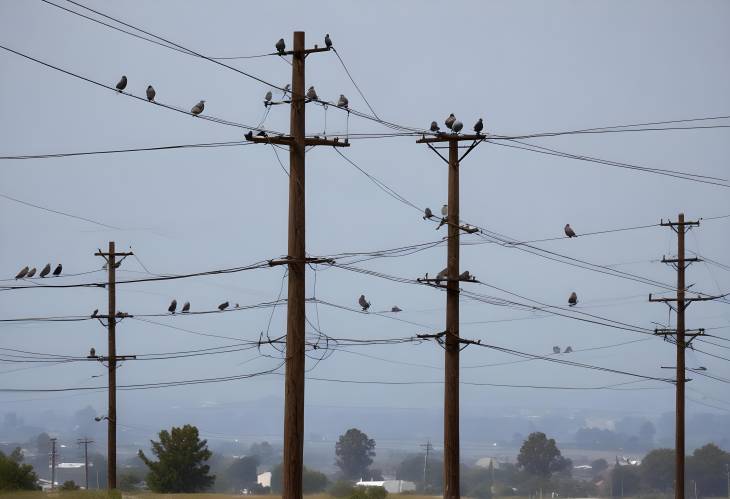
138, 424, 215, 492
335, 428, 376, 480
687, 443, 730, 497
59, 480, 80, 491
640, 448, 675, 492
611, 464, 641, 497
0, 450, 40, 491
8, 447, 24, 464
517, 432, 571, 477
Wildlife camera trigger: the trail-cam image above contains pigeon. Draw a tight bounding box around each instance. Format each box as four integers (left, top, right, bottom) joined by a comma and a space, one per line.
391, 306, 402, 313
26, 267, 37, 278
325, 33, 332, 49
306, 86, 318, 100
430, 121, 440, 133
459, 270, 471, 281
89, 347, 96, 357
358, 294, 370, 311
91, 309, 98, 318
423, 207, 433, 219
244, 131, 254, 141
436, 267, 448, 282
337, 94, 349, 108
264, 90, 273, 103
276, 38, 286, 55
256, 130, 268, 137
218, 301, 230, 311
191, 100, 205, 115
564, 346, 573, 353
39, 264, 51, 278
568, 291, 578, 306
15, 266, 29, 279
53, 264, 62, 276
452, 120, 463, 133
564, 224, 576, 238
441, 204, 448, 217
235, 303, 240, 308
474, 118, 484, 134
115, 75, 127, 92
553, 346, 561, 354
181, 301, 190, 313
146, 85, 156, 101
116, 311, 128, 318
168, 299, 177, 314
445, 113, 456, 130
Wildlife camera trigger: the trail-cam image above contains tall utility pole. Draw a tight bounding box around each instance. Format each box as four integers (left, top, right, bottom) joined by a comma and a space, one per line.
650, 213, 718, 499
417, 131, 484, 499
49, 437, 57, 489
94, 241, 132, 490
420, 440, 434, 489
246, 32, 348, 499
77, 438, 93, 490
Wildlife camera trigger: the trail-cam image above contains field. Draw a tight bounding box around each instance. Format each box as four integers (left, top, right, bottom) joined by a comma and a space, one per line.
0, 493, 444, 499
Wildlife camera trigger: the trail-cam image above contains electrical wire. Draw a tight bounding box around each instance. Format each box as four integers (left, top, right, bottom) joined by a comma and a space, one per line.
0, 191, 120, 229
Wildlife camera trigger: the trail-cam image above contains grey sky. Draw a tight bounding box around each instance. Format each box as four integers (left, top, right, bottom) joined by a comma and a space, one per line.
0, 0, 728, 441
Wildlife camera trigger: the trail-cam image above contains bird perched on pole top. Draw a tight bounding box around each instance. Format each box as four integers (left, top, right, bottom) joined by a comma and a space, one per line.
191, 100, 205, 116
115, 75, 127, 92
325, 34, 332, 48
552, 346, 561, 354
564, 346, 573, 353
391, 306, 402, 313
276, 38, 286, 55
430, 121, 440, 133
264, 90, 272, 104
423, 207, 433, 219
337, 94, 349, 109
218, 301, 230, 311
26, 267, 37, 278
39, 263, 51, 278
89, 347, 96, 358
91, 309, 98, 318
474, 118, 483, 134
445, 113, 456, 130
181, 301, 190, 313
53, 264, 62, 276
15, 266, 29, 280
168, 299, 177, 314
358, 294, 371, 311
306, 86, 318, 101
564, 224, 577, 238
452, 120, 463, 134
568, 292, 578, 306
146, 85, 156, 102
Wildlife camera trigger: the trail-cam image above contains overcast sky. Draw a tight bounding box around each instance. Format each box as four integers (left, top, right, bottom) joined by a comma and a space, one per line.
0, 0, 729, 438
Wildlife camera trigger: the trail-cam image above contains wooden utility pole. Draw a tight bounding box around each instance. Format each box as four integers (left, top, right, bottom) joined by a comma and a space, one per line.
94, 242, 132, 490
245, 31, 347, 499
50, 437, 57, 489
417, 132, 485, 499
77, 438, 93, 490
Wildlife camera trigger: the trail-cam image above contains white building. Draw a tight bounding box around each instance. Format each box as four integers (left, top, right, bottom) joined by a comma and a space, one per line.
356, 479, 416, 493
257, 471, 272, 488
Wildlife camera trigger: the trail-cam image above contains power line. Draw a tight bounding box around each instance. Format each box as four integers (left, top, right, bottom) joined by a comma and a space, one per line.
0, 191, 121, 229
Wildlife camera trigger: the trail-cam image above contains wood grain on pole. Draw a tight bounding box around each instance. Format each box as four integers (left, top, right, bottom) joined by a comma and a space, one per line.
283, 31, 306, 499
676, 213, 685, 499
107, 241, 117, 490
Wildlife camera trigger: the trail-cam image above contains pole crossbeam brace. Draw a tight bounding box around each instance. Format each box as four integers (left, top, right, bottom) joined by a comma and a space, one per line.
660, 219, 700, 227
662, 257, 701, 264
281, 46, 331, 56
649, 294, 723, 303
268, 257, 335, 267
245, 135, 350, 147
416, 134, 487, 144
654, 329, 705, 337
87, 355, 137, 361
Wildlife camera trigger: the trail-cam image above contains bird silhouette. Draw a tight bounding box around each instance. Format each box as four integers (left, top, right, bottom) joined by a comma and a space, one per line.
325, 34, 332, 49
568, 292, 578, 306
358, 294, 370, 311
553, 346, 561, 354
15, 266, 29, 279
474, 118, 484, 134
53, 264, 62, 276
423, 207, 433, 219
306, 86, 318, 100
115, 75, 127, 92
89, 347, 96, 357
564, 346, 573, 353
265, 90, 272, 103
39, 264, 51, 278
146, 85, 156, 101
445, 113, 456, 130
436, 267, 448, 282
191, 100, 205, 115
218, 301, 230, 311
430, 121, 440, 133
168, 299, 177, 314
337, 94, 349, 108
276, 38, 286, 55
564, 224, 576, 238
26, 267, 37, 278
391, 306, 402, 313
181, 301, 190, 313
459, 270, 471, 281
91, 309, 98, 318
452, 121, 463, 133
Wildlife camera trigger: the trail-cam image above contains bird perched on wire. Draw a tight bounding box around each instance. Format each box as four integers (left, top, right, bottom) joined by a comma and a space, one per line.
564, 224, 576, 238
445, 113, 456, 130
552, 346, 561, 354
146, 85, 156, 102
191, 100, 205, 116
276, 38, 286, 54
181, 301, 190, 313
39, 263, 51, 278
115, 75, 127, 92
452, 120, 463, 134
168, 299, 177, 314
244, 131, 254, 141
564, 346, 573, 353
306, 86, 318, 101
218, 301, 230, 311
358, 294, 370, 311
436, 267, 448, 282
256, 130, 268, 137
264, 90, 273, 105
337, 94, 349, 109
430, 121, 440, 133
474, 118, 484, 134
391, 306, 402, 312
459, 270, 472, 281
568, 292, 578, 306
423, 207, 433, 219
325, 34, 332, 49
91, 309, 98, 318
53, 264, 62, 276
89, 347, 96, 357
27, 267, 37, 278
15, 266, 29, 279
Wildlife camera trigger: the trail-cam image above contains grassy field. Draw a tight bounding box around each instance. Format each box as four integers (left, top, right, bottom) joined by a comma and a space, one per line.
0, 493, 445, 499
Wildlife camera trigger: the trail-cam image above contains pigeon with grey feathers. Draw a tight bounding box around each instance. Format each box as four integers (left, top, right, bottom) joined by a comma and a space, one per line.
53, 264, 62, 276
39, 264, 51, 278
168, 299, 177, 314
452, 120, 463, 133
568, 292, 578, 306
430, 121, 440, 133
15, 266, 29, 279
146, 85, 156, 101
423, 207, 433, 219
337, 94, 349, 108
116, 75, 127, 92
325, 34, 332, 49
191, 100, 205, 116
218, 301, 230, 311
181, 301, 190, 313
276, 38, 286, 55
358, 294, 370, 311
564, 224, 576, 238
445, 113, 456, 130
474, 118, 483, 134
306, 86, 318, 101
26, 267, 37, 278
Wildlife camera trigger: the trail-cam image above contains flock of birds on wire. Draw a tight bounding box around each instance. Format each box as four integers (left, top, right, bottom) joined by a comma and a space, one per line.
14, 263, 62, 279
